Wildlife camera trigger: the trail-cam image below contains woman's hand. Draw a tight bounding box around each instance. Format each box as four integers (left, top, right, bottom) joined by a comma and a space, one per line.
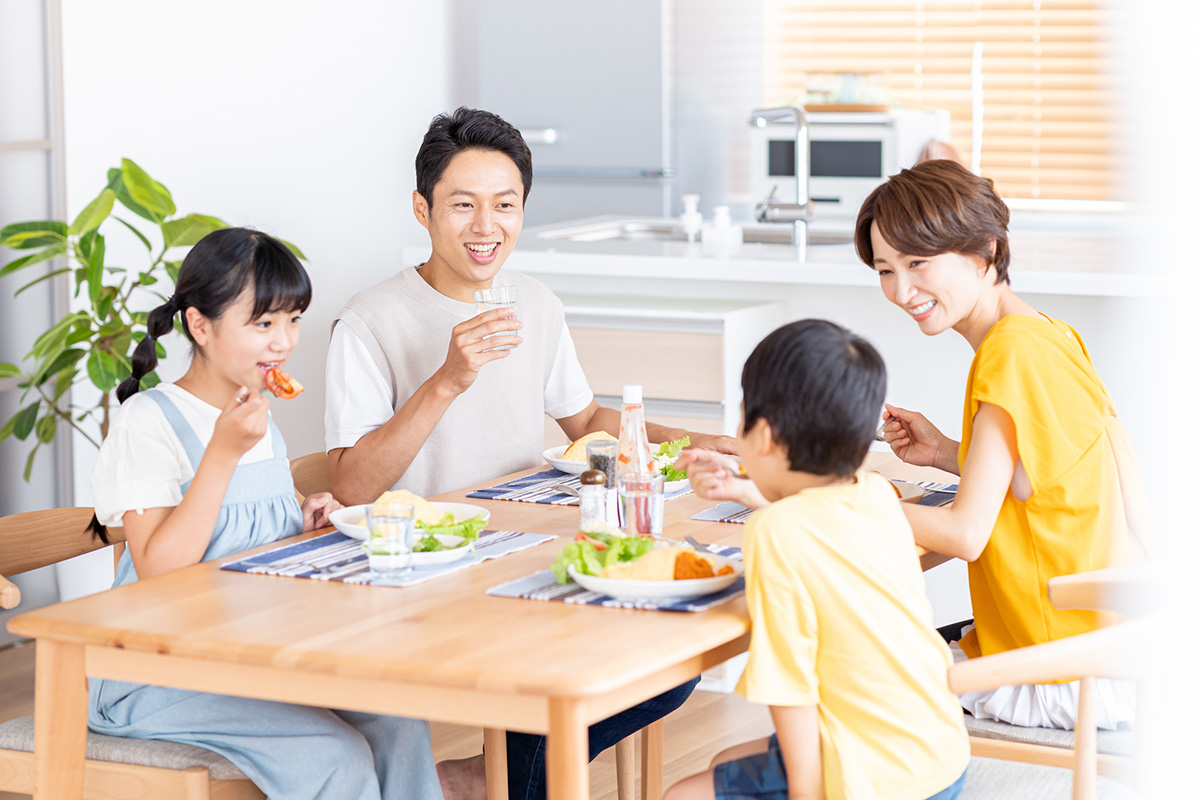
675, 448, 768, 509
880, 403, 960, 474
210, 387, 270, 462
301, 492, 341, 532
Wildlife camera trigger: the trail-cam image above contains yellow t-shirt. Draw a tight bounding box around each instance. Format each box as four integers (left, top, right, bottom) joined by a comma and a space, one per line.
736, 471, 969, 800
958, 314, 1141, 660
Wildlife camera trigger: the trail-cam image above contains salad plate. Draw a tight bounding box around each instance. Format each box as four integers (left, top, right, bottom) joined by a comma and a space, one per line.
330, 502, 490, 566
567, 558, 742, 603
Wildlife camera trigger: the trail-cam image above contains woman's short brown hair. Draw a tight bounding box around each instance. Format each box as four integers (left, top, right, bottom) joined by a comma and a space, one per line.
854, 160, 1011, 285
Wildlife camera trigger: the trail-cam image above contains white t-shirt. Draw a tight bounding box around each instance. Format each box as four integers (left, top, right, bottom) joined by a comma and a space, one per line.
91, 384, 281, 527
324, 321, 593, 453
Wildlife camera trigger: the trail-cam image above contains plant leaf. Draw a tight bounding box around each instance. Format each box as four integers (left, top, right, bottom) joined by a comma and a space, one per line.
112, 216, 153, 251
120, 158, 175, 219
0, 243, 66, 277
31, 348, 85, 387
52, 367, 76, 401
68, 188, 116, 236
23, 445, 39, 481
0, 413, 16, 443
279, 238, 307, 261
161, 213, 226, 250
0, 230, 66, 250
106, 168, 157, 223
0, 221, 67, 249
27, 312, 85, 360
0, 362, 20, 379
86, 350, 120, 393
164, 260, 181, 284
137, 271, 157, 286
35, 413, 57, 444
15, 267, 71, 298
12, 402, 39, 441
96, 286, 118, 321
140, 371, 161, 390
87, 235, 106, 308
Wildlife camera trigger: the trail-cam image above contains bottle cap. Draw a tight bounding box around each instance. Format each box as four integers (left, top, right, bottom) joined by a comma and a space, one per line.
580, 470, 605, 486
622, 384, 642, 403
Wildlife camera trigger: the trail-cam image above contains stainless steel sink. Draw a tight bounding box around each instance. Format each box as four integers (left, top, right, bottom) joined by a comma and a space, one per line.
535, 219, 854, 246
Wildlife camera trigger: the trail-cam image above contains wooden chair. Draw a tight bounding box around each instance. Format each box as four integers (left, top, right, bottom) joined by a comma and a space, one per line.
954, 563, 1158, 799
288, 452, 666, 800
0, 507, 265, 800
289, 451, 334, 501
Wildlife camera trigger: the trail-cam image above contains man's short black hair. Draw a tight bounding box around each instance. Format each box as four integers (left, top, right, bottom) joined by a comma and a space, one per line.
742, 319, 886, 478
415, 107, 533, 206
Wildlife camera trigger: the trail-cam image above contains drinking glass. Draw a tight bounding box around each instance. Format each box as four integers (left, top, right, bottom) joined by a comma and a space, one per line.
365, 502, 415, 585
618, 473, 665, 537
473, 285, 519, 350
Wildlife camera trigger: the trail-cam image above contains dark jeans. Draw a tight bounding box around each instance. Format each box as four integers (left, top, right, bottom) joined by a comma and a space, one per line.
937, 618, 974, 644
505, 676, 700, 800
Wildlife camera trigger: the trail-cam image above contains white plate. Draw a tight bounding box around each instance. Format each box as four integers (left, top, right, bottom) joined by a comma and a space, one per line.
663, 478, 690, 493
888, 480, 925, 504
543, 445, 586, 475
567, 557, 743, 603
329, 502, 490, 567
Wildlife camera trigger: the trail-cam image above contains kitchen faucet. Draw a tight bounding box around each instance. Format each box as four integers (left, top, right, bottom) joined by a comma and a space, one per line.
750, 106, 815, 247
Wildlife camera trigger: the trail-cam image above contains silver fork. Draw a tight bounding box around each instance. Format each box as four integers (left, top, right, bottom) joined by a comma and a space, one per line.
684, 535, 719, 554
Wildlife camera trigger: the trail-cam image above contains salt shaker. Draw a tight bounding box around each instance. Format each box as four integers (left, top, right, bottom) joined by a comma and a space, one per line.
579, 470, 607, 526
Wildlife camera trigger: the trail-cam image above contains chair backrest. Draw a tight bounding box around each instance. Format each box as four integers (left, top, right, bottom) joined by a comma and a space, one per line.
0, 507, 126, 610
290, 452, 332, 500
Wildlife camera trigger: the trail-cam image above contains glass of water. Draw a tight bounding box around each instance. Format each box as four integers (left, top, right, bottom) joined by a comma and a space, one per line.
473, 284, 519, 350
617, 473, 665, 537
365, 502, 415, 585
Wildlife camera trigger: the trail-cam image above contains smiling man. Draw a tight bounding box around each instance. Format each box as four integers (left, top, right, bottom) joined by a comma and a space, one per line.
325, 107, 733, 505
324, 107, 718, 800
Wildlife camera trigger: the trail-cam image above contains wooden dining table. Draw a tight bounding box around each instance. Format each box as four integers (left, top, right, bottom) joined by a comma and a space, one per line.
7, 449, 953, 800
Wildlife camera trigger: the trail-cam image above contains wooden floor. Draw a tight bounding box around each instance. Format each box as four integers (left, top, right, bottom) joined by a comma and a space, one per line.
0, 640, 772, 800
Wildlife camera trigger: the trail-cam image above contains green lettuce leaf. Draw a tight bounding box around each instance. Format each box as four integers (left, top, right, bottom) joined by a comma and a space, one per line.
550, 531, 657, 584
411, 513, 486, 551
655, 437, 690, 481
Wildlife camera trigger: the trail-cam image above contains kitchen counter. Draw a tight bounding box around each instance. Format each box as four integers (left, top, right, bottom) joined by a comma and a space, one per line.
454, 214, 1163, 298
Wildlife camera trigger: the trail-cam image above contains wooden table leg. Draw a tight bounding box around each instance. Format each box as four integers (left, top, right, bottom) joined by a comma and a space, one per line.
33, 639, 87, 800
546, 698, 589, 800
640, 719, 664, 800
614, 735, 635, 800
483, 728, 509, 800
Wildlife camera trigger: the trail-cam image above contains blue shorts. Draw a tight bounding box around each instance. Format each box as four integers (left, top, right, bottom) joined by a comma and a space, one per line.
712, 734, 968, 800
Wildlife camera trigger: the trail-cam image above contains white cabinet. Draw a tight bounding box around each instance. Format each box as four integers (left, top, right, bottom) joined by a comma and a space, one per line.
545, 295, 786, 448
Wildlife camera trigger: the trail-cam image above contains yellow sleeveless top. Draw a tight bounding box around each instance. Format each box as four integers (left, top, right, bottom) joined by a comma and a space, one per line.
958, 314, 1142, 661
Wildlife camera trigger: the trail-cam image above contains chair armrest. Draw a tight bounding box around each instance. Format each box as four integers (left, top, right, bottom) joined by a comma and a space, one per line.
1048, 562, 1161, 615
948, 615, 1160, 694
1, 573, 20, 610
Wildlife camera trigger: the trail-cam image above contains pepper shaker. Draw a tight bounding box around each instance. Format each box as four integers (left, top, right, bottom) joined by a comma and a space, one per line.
579, 470, 607, 526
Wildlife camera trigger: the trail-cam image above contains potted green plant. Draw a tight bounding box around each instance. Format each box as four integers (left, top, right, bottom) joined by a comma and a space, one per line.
0, 158, 303, 479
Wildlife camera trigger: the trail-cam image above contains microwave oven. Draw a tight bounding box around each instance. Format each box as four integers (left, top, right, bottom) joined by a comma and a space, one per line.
749, 108, 949, 223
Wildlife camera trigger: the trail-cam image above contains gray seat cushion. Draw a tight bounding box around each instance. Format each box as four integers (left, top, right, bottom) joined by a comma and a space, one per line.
964, 756, 1138, 799
965, 714, 1135, 757
0, 716, 249, 781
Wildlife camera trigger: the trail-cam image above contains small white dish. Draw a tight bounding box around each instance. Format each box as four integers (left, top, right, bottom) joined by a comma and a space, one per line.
543, 445, 586, 475
330, 502, 490, 548
663, 478, 690, 493
567, 558, 742, 603
888, 480, 925, 504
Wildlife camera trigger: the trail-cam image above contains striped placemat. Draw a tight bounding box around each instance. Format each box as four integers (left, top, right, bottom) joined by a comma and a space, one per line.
466, 468, 692, 505
690, 480, 959, 523
220, 529, 555, 587
486, 543, 744, 612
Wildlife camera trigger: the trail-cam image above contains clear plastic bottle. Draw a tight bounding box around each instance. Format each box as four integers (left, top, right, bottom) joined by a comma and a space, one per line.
617, 384, 654, 476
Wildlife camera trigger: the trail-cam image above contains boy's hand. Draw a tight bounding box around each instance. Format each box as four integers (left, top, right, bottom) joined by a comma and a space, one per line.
436, 308, 524, 395
675, 448, 768, 509
301, 492, 342, 532
210, 386, 269, 461
880, 404, 957, 470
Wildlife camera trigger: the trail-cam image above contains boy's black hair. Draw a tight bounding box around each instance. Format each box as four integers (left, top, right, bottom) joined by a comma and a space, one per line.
741, 319, 886, 478
415, 107, 533, 206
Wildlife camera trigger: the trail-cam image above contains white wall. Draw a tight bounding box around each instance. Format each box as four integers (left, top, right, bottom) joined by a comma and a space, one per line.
59, 0, 451, 596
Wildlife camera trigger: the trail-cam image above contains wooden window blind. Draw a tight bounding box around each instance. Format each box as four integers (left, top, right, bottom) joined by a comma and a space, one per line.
765, 0, 1122, 203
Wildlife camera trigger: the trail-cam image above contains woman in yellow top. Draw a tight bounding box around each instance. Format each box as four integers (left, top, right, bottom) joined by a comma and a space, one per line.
855, 159, 1144, 729
679, 160, 1145, 729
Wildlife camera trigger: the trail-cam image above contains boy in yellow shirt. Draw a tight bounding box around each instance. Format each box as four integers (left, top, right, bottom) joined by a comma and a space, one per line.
666, 320, 969, 800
